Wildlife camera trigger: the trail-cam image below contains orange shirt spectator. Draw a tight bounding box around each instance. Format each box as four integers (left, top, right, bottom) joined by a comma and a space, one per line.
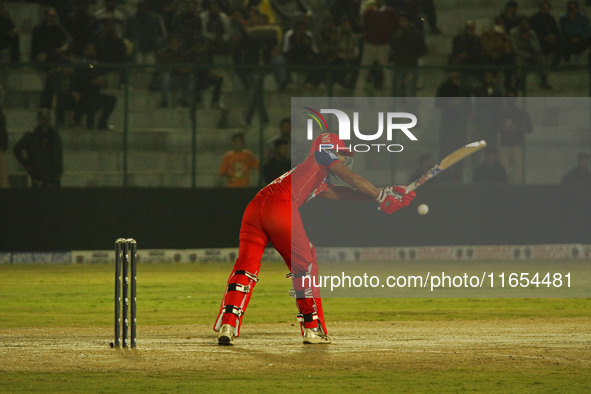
219, 133, 259, 187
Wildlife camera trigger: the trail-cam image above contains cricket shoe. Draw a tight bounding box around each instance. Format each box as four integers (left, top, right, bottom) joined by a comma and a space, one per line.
217, 324, 235, 346
303, 327, 331, 344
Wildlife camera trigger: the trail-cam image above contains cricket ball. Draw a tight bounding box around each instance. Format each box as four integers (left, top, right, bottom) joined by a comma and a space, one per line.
417, 204, 429, 215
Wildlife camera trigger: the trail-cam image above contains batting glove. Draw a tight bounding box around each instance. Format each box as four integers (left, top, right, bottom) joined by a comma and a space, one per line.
376, 190, 404, 214
387, 185, 416, 207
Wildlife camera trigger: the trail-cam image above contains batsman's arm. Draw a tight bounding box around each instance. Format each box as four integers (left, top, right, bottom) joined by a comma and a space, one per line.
323, 161, 381, 201
321, 185, 378, 201
322, 162, 415, 212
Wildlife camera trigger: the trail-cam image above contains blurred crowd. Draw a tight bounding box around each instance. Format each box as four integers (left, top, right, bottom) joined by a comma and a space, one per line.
449, 0, 591, 92
0, 0, 590, 93
0, 0, 441, 102
1, 0, 591, 187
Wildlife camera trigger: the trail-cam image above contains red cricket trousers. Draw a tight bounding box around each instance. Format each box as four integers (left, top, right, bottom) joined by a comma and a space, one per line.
216, 193, 326, 335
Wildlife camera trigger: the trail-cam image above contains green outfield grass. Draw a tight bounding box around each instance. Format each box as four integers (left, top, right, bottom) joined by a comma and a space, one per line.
2, 368, 589, 393
0, 262, 589, 392
1, 262, 588, 328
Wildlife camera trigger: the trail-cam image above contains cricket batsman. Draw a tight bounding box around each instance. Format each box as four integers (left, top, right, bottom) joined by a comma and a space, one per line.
214, 133, 416, 345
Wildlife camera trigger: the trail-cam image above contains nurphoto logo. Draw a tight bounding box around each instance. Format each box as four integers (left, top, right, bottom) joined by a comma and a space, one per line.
303, 107, 418, 153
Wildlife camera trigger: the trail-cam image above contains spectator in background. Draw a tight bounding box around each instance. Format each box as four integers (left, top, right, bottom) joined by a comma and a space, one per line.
95, 18, 129, 64
13, 110, 63, 188
481, 17, 513, 65
94, 0, 127, 37
204, 0, 232, 14
203, 1, 238, 91
418, 0, 442, 35
219, 132, 259, 187
559, 0, 591, 63
0, 95, 7, 187
201, 0, 232, 57
228, 8, 249, 87
472, 70, 503, 149
473, 149, 508, 183
172, 0, 203, 49
31, 8, 72, 64
157, 35, 193, 108
72, 43, 117, 130
472, 69, 503, 97
241, 10, 283, 126
264, 117, 291, 162
145, 0, 177, 34
51, 0, 73, 23
94, 17, 129, 87
391, 11, 426, 98
188, 37, 224, 108
561, 152, 591, 184
126, 1, 167, 65
435, 70, 471, 183
0, 0, 20, 62
283, 17, 321, 87
498, 89, 532, 184
244, 7, 280, 61
354, 0, 397, 95
408, 152, 436, 185
62, 0, 99, 60
317, 15, 351, 89
317, 15, 338, 57
330, 0, 362, 33
497, 1, 521, 33
435, 69, 469, 96
245, 0, 277, 25
389, 0, 423, 34
39, 61, 80, 128
263, 138, 291, 183
481, 16, 514, 89
529, 0, 560, 86
451, 20, 482, 64
450, 20, 483, 85
510, 17, 541, 90
270, 0, 311, 22
334, 15, 360, 89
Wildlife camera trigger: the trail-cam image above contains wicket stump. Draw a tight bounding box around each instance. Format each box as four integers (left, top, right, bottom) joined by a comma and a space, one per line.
114, 238, 137, 348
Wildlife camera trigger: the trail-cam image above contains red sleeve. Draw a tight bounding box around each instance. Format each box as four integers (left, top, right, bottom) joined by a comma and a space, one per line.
313, 150, 340, 169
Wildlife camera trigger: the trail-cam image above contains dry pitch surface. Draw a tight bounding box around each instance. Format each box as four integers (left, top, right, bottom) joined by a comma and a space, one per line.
1, 318, 589, 374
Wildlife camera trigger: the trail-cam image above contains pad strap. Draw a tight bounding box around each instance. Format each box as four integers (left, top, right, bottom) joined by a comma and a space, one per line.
297, 312, 318, 323
235, 270, 259, 282
286, 272, 309, 279
227, 283, 251, 293
289, 289, 310, 298
223, 305, 243, 317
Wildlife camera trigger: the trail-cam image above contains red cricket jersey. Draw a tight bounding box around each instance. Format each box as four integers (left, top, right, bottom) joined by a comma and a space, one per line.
256, 150, 340, 207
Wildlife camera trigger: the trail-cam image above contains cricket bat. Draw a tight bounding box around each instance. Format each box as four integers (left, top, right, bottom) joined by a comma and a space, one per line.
405, 140, 487, 193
